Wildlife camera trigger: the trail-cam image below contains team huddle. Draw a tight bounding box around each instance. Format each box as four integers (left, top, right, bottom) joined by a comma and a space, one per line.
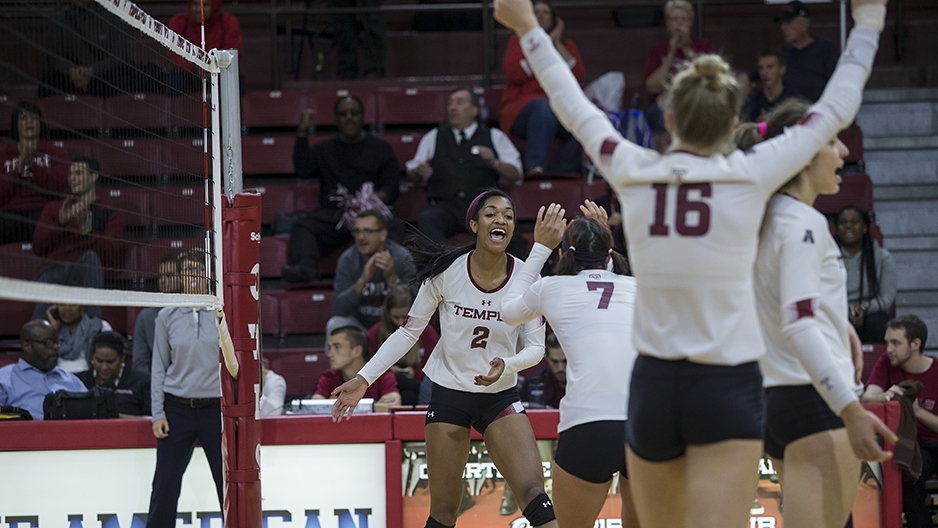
330, 0, 895, 527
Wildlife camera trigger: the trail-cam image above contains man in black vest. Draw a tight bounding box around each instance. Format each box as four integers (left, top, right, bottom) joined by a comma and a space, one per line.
405, 87, 526, 256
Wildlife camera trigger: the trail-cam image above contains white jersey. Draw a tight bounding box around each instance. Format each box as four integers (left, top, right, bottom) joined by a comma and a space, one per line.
755, 195, 860, 413
518, 25, 878, 365
502, 243, 637, 433
358, 252, 546, 393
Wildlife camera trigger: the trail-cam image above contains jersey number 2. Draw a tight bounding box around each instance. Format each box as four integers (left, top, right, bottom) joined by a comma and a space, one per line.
649, 183, 712, 237
471, 326, 489, 349
587, 281, 615, 309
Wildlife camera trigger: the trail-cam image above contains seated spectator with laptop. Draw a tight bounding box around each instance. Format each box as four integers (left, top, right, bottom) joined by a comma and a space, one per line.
312, 326, 401, 411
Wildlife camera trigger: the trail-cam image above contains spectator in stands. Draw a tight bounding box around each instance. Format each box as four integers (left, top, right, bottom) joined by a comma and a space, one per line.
329, 0, 385, 79
519, 331, 566, 409
283, 96, 402, 283
133, 253, 181, 376
32, 156, 126, 319
741, 50, 800, 123
500, 0, 585, 175
406, 87, 526, 255
46, 302, 112, 374
775, 0, 838, 103
861, 315, 932, 528
76, 331, 151, 417
43, 0, 134, 97
259, 358, 287, 416
836, 206, 897, 343
367, 283, 439, 406
148, 249, 223, 526
167, 0, 244, 96
312, 326, 401, 410
643, 0, 713, 132
0, 102, 69, 245
328, 210, 416, 335
0, 319, 85, 420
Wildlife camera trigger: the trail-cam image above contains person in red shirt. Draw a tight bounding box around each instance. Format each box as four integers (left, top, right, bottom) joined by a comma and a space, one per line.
642, 0, 713, 132
499, 0, 585, 175
0, 102, 69, 244
31, 156, 126, 319
167, 0, 243, 95
863, 314, 934, 528
313, 326, 401, 410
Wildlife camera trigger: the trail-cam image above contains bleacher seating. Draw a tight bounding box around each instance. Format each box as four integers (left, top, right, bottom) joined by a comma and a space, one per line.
394, 182, 427, 223
0, 94, 19, 134
241, 90, 308, 129
260, 293, 281, 335
259, 236, 289, 279
376, 86, 449, 127
0, 242, 46, 281
99, 186, 152, 226
255, 184, 296, 224
103, 93, 171, 131
307, 88, 378, 125
149, 186, 208, 227
861, 343, 886, 384
97, 138, 166, 177
379, 133, 422, 171
838, 124, 864, 164
0, 300, 34, 339
264, 347, 329, 397
37, 94, 104, 133
241, 135, 297, 175
271, 288, 334, 335
814, 174, 874, 214
508, 179, 590, 221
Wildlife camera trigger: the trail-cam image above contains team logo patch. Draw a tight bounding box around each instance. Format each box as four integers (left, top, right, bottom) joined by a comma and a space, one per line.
803, 229, 815, 243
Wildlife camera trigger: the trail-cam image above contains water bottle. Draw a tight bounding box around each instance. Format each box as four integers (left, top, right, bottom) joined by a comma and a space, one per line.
528, 378, 546, 409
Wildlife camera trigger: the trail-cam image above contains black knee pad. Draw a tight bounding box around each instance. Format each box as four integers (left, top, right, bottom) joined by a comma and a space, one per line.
425, 516, 454, 528
522, 493, 555, 527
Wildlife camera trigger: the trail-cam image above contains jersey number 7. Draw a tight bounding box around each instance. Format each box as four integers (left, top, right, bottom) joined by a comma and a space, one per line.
587, 281, 615, 309
649, 182, 712, 237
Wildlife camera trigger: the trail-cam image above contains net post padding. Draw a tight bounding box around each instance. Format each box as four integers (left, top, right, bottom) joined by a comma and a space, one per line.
220, 193, 262, 528
94, 0, 219, 73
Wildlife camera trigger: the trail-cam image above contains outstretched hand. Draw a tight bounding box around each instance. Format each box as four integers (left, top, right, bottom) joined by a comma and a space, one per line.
474, 357, 506, 386
851, 0, 888, 32
841, 401, 897, 462
533, 203, 566, 249
331, 374, 368, 422
579, 200, 609, 224
494, 0, 539, 36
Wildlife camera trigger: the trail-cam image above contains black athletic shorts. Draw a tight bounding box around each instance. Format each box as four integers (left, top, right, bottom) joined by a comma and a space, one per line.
626, 355, 764, 462
426, 382, 525, 435
764, 384, 845, 460
555, 420, 628, 483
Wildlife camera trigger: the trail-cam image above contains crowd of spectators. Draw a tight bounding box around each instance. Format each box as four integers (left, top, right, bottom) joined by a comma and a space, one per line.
0, 0, 910, 427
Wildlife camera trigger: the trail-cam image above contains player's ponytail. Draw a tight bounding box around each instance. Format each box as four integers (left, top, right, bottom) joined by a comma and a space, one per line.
553, 217, 629, 276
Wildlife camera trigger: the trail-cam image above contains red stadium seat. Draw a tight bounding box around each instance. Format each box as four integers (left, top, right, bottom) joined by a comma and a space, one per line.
164, 138, 206, 176
861, 343, 886, 384
99, 186, 152, 226
102, 305, 128, 335
319, 246, 346, 278
264, 347, 328, 397
0, 300, 34, 339
508, 179, 588, 221
126, 306, 147, 336
53, 140, 99, 161
122, 238, 203, 280
475, 85, 504, 125
376, 86, 448, 126
241, 135, 297, 176
308, 88, 377, 125
259, 236, 289, 279
97, 138, 165, 177
0, 94, 21, 134
273, 288, 334, 334
37, 94, 105, 132
395, 182, 427, 223
0, 242, 47, 281
104, 93, 172, 130
241, 90, 308, 129
869, 223, 884, 247
838, 124, 863, 164
255, 184, 296, 224
260, 293, 281, 335
0, 353, 22, 368
379, 133, 422, 171
814, 174, 873, 214
172, 94, 208, 130
293, 183, 321, 212
149, 185, 208, 228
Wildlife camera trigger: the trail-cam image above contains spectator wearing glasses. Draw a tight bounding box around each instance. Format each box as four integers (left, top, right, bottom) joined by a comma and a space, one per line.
283, 96, 403, 283
133, 253, 182, 376
327, 210, 416, 336
0, 319, 85, 420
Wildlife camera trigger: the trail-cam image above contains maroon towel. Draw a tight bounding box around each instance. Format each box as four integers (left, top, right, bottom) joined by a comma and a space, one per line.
895, 380, 923, 481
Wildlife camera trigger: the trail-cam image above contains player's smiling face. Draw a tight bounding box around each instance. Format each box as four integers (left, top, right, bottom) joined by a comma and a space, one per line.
470, 196, 514, 252
804, 136, 848, 196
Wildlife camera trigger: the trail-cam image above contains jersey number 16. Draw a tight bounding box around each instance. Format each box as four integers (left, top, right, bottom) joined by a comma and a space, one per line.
649, 183, 712, 237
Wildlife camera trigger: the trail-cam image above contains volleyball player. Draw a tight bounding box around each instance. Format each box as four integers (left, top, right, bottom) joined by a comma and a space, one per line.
736, 100, 895, 528
331, 189, 556, 528
500, 201, 638, 528
493, 0, 888, 526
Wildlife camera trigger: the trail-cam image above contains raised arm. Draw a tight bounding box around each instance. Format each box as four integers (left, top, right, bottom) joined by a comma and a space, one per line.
502, 204, 566, 326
